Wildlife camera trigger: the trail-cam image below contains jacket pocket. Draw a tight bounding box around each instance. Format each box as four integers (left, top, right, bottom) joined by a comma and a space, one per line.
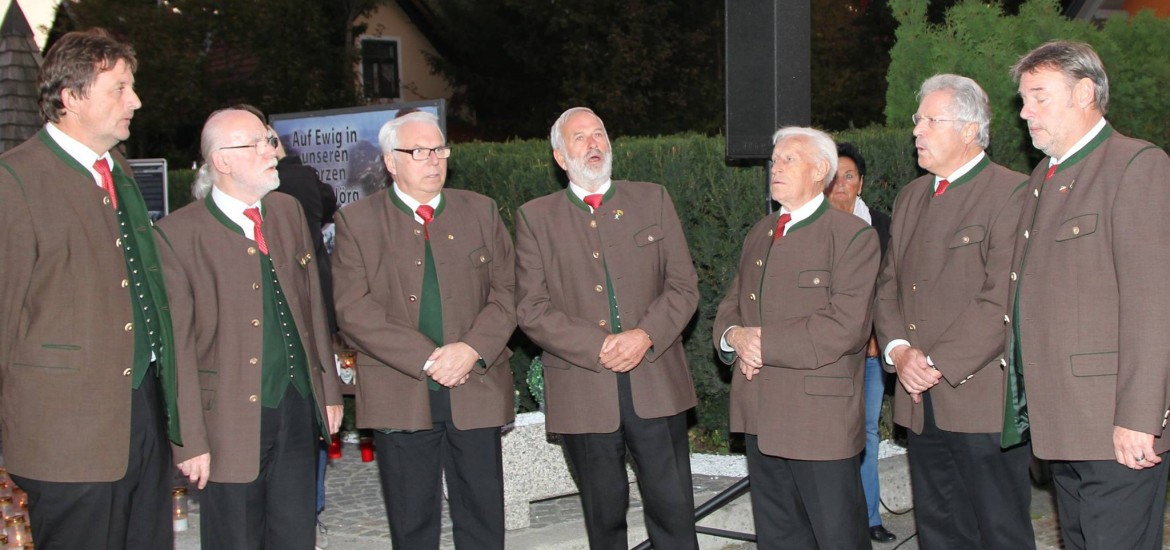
634, 225, 663, 247
948, 225, 986, 248
1056, 214, 1098, 242
805, 375, 854, 396
1070, 351, 1117, 377
469, 246, 492, 268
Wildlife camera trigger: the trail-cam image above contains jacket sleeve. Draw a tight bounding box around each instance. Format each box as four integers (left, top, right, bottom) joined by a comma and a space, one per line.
874, 193, 909, 374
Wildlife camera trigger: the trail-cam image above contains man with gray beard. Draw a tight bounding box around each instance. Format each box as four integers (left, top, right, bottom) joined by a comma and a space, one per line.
516, 107, 701, 549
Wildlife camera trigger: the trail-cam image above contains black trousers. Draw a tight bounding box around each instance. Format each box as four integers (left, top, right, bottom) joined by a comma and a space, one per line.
374, 386, 505, 550
560, 372, 698, 550
745, 435, 870, 550
1050, 454, 1169, 550
200, 387, 318, 550
907, 393, 1035, 550
12, 370, 172, 550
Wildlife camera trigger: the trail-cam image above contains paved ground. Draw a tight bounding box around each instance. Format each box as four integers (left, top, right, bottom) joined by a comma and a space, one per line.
169, 442, 1170, 549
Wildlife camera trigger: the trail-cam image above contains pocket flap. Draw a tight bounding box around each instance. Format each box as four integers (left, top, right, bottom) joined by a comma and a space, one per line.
805, 375, 854, 396
1070, 352, 1118, 377
948, 225, 986, 248
797, 270, 830, 288
634, 225, 664, 247
1056, 214, 1098, 242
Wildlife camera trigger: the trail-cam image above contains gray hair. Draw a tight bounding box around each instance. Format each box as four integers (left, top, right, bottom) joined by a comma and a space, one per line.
549, 107, 602, 153
377, 111, 443, 154
918, 74, 991, 148
772, 126, 838, 189
192, 107, 249, 200
1011, 40, 1109, 115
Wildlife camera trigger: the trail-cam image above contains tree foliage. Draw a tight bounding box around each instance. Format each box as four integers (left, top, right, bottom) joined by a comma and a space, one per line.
811, 0, 899, 130
47, 0, 384, 163
886, 0, 1170, 172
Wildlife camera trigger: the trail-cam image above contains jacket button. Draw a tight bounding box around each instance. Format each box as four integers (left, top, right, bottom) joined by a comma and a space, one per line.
415, 259, 423, 266
908, 323, 916, 331
249, 357, 258, 365
962, 236, 971, 244
480, 255, 487, 263
592, 251, 601, 259
590, 220, 597, 228
1004, 315, 1011, 324
598, 320, 607, 327
121, 279, 129, 288
594, 285, 604, 293
447, 234, 454, 240
911, 283, 917, 291
767, 229, 775, 237
755, 259, 763, 267
249, 395, 258, 403
103, 196, 112, 205
251, 319, 260, 327
1001, 358, 1008, 367
124, 322, 134, 332
647, 235, 655, 242
1072, 226, 1080, 235
748, 293, 757, 301
408, 295, 417, 302
1010, 272, 1017, 281
414, 228, 422, 236
1033, 189, 1039, 197
251, 282, 260, 290
122, 368, 132, 376
247, 247, 257, 255
115, 237, 122, 248
1024, 230, 1029, 239
812, 277, 821, 285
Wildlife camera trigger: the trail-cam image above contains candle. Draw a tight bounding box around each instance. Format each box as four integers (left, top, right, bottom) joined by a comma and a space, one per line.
360, 437, 375, 462
172, 488, 188, 532
327, 433, 343, 459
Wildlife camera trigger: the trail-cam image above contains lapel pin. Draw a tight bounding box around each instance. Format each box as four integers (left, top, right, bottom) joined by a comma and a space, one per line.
298, 253, 313, 267
614, 209, 624, 220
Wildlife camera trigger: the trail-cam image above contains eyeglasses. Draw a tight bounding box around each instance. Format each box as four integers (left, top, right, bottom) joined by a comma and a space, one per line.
394, 146, 451, 161
911, 115, 964, 128
219, 136, 279, 154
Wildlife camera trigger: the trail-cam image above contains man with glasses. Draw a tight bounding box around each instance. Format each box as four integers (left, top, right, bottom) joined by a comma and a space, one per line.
332, 111, 516, 549
875, 74, 1033, 548
156, 107, 343, 549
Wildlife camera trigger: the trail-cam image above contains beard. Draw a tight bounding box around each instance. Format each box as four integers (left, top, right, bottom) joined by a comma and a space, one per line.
565, 148, 613, 190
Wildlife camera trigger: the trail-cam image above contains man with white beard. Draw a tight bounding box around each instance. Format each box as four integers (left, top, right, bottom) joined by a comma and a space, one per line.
515, 107, 701, 549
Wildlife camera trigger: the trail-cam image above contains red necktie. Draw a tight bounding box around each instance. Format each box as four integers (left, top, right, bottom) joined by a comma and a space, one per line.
773, 213, 792, 240
243, 207, 268, 255
934, 179, 949, 197
1045, 164, 1058, 180
416, 205, 435, 240
583, 194, 603, 211
93, 158, 118, 209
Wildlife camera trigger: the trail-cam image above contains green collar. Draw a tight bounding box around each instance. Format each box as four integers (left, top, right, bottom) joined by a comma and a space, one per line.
1052, 122, 1113, 177
389, 187, 446, 219
204, 193, 264, 236
37, 129, 132, 182
566, 184, 617, 213
783, 196, 829, 235
943, 154, 990, 191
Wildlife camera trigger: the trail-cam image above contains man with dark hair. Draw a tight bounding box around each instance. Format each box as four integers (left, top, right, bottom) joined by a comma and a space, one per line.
332, 111, 516, 549
1004, 40, 1170, 548
875, 73, 1033, 549
0, 28, 192, 549
516, 107, 701, 549
157, 107, 343, 550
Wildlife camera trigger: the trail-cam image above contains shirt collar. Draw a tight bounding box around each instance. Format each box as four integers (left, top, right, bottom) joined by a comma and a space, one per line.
568, 180, 613, 212
936, 151, 986, 190
779, 193, 824, 231
44, 122, 113, 188
211, 184, 262, 239
392, 183, 442, 223
1052, 117, 1107, 165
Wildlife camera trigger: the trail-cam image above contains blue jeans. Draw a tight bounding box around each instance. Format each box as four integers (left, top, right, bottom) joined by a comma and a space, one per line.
861, 356, 885, 527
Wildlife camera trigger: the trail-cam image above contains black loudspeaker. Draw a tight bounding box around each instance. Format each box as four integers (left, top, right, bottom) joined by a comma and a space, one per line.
725, 0, 812, 160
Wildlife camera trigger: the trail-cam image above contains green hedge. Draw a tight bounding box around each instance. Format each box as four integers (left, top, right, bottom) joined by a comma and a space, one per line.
167, 128, 916, 449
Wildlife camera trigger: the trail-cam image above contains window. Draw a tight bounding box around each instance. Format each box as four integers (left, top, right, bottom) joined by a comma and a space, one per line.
361, 38, 400, 100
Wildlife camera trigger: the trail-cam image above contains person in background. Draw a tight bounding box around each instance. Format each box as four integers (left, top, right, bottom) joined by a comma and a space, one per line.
826, 141, 895, 544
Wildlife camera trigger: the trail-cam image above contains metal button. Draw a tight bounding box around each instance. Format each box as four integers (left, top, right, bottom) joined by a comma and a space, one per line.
121, 279, 129, 288
911, 283, 917, 291
103, 196, 111, 205
590, 220, 597, 228
251, 319, 260, 327
594, 285, 604, 293
1004, 314, 1010, 323
908, 323, 916, 331
962, 236, 970, 244
593, 251, 601, 259
812, 277, 821, 285
247, 247, 257, 255
598, 320, 607, 327
115, 238, 122, 247
248, 395, 258, 403
1001, 358, 1008, 367
767, 229, 774, 237
447, 235, 454, 240
124, 322, 134, 332
748, 293, 757, 301
1024, 230, 1029, 239
122, 368, 132, 376
252, 282, 261, 290
1072, 226, 1080, 235
755, 259, 763, 267
1010, 272, 1017, 281
1033, 189, 1039, 197
414, 228, 422, 236
479, 255, 487, 263
415, 259, 423, 266
647, 235, 655, 242
959, 379, 967, 385
249, 357, 258, 365
408, 295, 417, 302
